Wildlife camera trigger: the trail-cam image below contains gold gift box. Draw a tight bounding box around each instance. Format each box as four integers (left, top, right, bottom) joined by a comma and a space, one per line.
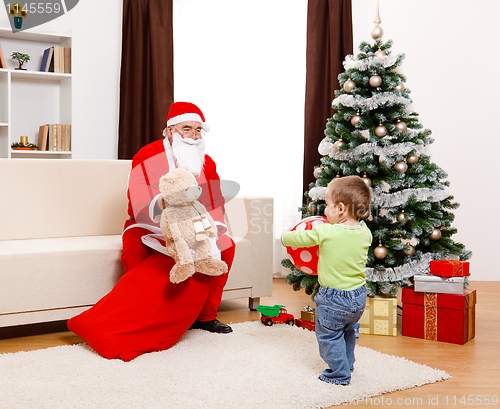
359, 296, 398, 336
300, 309, 315, 323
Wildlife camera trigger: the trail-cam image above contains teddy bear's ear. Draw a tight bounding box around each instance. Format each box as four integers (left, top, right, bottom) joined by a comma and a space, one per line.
159, 173, 171, 195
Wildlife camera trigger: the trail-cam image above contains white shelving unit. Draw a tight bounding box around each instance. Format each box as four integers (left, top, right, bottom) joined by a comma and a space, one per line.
0, 28, 72, 159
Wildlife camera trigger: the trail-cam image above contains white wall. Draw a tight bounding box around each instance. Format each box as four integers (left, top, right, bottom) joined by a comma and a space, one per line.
352, 0, 500, 281
1, 0, 497, 281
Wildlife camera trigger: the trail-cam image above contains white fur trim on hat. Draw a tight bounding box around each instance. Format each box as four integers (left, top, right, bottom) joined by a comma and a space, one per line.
166, 113, 210, 131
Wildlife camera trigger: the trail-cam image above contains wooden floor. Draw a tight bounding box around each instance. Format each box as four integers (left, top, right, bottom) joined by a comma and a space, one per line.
1, 279, 499, 409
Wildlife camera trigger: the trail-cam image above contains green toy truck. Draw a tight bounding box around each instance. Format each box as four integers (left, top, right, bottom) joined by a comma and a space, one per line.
256, 304, 295, 326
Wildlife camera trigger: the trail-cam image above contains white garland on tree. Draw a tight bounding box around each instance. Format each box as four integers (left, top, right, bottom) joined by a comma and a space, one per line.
318, 140, 430, 163
365, 252, 433, 282
309, 185, 451, 209
332, 92, 409, 111
371, 187, 451, 208
343, 53, 400, 71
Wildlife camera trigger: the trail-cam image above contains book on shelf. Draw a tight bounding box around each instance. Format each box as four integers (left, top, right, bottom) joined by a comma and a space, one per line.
47, 123, 71, 151
64, 47, 71, 74
47, 46, 71, 73
39, 47, 54, 72
37, 124, 49, 151
61, 124, 71, 151
0, 42, 6, 69
48, 123, 58, 150
48, 46, 60, 73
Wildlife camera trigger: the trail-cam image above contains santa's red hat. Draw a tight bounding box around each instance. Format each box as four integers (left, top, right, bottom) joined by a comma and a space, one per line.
165, 102, 209, 132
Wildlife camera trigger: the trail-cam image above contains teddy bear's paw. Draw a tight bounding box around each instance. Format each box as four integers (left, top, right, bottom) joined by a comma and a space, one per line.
195, 259, 228, 276
170, 263, 196, 284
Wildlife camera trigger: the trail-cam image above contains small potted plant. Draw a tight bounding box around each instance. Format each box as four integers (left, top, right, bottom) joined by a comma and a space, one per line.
11, 52, 30, 70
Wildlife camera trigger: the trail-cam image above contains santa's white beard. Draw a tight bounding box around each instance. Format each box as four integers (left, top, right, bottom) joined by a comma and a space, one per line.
171, 132, 206, 176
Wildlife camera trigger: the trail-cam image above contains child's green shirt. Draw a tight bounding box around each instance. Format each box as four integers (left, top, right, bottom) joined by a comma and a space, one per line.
282, 221, 372, 290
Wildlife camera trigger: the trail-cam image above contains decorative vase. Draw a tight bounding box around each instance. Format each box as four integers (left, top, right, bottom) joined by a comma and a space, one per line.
14, 16, 23, 29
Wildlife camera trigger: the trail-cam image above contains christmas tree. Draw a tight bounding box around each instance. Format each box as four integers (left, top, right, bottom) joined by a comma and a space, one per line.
283, 9, 471, 297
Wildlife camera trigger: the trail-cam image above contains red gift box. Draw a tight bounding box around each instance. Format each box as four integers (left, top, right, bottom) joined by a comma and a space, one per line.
429, 260, 470, 277
402, 287, 476, 345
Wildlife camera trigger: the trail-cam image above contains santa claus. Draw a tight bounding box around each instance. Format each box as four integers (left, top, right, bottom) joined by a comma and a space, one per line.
67, 102, 236, 361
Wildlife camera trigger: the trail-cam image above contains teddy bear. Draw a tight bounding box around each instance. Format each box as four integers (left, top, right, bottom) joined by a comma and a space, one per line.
159, 167, 228, 284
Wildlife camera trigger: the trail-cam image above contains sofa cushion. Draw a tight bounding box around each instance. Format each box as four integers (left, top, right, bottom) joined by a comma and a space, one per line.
222, 236, 252, 289
0, 236, 124, 315
0, 234, 254, 316
0, 159, 131, 241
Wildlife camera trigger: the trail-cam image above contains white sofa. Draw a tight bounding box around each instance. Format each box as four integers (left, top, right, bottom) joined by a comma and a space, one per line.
0, 159, 273, 328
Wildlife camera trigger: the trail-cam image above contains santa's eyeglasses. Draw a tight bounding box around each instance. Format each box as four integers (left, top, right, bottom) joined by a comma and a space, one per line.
173, 125, 205, 138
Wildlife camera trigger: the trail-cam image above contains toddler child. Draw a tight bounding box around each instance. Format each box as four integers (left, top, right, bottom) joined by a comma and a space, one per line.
282, 175, 372, 385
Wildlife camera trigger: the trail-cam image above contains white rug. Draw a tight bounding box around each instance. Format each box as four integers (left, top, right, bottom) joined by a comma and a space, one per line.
0, 321, 450, 409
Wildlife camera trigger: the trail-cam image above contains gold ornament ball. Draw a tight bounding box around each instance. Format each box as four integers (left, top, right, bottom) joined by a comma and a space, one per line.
406, 154, 419, 165
397, 211, 408, 223
369, 75, 382, 87
394, 161, 408, 173
333, 138, 346, 152
370, 25, 384, 39
362, 174, 372, 187
343, 79, 356, 92
374, 49, 386, 58
403, 243, 416, 256
429, 228, 442, 240
350, 114, 361, 126
375, 124, 387, 137
396, 121, 407, 132
308, 202, 317, 214
374, 244, 388, 259
313, 167, 323, 179
394, 83, 405, 93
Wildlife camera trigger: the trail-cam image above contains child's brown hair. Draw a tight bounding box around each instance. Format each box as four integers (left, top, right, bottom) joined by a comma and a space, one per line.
327, 176, 372, 219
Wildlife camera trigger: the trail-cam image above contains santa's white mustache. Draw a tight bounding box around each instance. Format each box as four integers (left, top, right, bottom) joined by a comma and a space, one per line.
179, 137, 202, 146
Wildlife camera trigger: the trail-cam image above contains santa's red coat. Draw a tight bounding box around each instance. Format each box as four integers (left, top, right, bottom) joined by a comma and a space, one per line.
68, 139, 235, 361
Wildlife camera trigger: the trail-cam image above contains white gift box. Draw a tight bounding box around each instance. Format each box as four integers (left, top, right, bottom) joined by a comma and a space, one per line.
413, 275, 465, 294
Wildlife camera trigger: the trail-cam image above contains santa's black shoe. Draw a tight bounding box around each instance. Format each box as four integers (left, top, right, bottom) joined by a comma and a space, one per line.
189, 319, 233, 334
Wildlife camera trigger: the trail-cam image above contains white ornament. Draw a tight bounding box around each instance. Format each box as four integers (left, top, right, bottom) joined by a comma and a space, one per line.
343, 79, 356, 92
360, 130, 371, 140
394, 161, 408, 173
308, 186, 327, 201
379, 181, 391, 193
369, 75, 383, 88
318, 139, 332, 156
370, 25, 384, 39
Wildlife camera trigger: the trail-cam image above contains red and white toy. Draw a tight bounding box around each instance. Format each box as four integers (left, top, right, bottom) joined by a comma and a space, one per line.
285, 216, 329, 275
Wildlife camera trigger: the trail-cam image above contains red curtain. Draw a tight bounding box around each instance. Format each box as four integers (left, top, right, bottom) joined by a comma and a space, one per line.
118, 0, 174, 159
302, 0, 353, 195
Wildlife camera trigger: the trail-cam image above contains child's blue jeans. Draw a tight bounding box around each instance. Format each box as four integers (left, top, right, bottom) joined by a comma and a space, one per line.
314, 285, 367, 385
